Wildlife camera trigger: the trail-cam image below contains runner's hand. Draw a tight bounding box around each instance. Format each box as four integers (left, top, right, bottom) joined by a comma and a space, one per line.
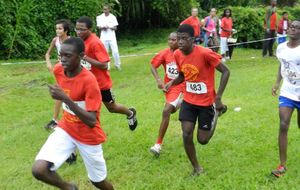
48, 84, 68, 101
272, 84, 279, 96
214, 98, 224, 111
156, 79, 164, 89
163, 81, 173, 93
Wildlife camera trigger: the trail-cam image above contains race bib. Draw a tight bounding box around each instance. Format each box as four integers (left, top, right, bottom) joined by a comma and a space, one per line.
62, 101, 86, 115
186, 82, 207, 94
166, 62, 179, 79
81, 60, 92, 70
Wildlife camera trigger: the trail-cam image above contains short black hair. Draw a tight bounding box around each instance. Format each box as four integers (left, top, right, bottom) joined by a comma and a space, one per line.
177, 24, 194, 37
282, 12, 288, 16
63, 37, 85, 54
76, 16, 93, 29
55, 19, 72, 35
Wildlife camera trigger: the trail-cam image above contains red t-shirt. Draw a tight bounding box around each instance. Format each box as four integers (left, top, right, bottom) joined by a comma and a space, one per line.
174, 46, 221, 106
181, 16, 200, 37
83, 33, 112, 90
54, 64, 106, 145
269, 13, 277, 30
221, 17, 233, 38
151, 48, 183, 91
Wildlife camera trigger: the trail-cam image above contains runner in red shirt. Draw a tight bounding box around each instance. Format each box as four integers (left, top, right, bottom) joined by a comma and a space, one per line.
32, 37, 114, 190
181, 8, 201, 43
164, 24, 230, 175
75, 16, 137, 130
149, 32, 183, 156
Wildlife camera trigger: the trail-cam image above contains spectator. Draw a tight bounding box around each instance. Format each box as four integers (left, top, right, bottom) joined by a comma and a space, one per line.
262, 0, 277, 57
220, 9, 234, 60
180, 8, 201, 44
277, 12, 290, 44
202, 8, 219, 47
96, 5, 121, 70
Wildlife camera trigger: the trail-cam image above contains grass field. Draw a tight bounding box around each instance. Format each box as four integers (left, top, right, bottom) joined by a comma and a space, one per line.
1, 45, 300, 190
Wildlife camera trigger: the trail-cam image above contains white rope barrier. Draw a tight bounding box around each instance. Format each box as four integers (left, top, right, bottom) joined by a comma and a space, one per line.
0, 37, 279, 66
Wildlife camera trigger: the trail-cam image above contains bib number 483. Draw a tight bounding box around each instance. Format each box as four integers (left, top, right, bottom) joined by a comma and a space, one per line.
186, 82, 207, 94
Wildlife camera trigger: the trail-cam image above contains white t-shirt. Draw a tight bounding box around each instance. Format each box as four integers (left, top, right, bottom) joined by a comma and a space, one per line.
96, 13, 118, 41
277, 42, 300, 101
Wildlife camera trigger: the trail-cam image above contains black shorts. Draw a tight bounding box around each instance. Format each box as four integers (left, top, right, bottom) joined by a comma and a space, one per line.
179, 100, 215, 131
101, 89, 115, 103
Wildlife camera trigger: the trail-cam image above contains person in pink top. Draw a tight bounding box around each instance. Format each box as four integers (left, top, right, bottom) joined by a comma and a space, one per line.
202, 8, 219, 47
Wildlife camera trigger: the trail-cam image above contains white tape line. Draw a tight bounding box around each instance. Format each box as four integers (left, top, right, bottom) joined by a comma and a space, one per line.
0, 37, 278, 66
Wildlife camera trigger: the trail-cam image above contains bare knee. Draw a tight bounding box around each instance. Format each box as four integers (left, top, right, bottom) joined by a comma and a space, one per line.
32, 160, 51, 180
106, 103, 117, 113
280, 120, 289, 133
162, 107, 172, 118
197, 136, 210, 145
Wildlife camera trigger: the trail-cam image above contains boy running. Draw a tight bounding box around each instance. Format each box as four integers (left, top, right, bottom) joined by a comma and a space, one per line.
271, 19, 300, 177
75, 16, 137, 130
149, 32, 183, 156
32, 37, 114, 190
164, 24, 230, 175
45, 19, 71, 130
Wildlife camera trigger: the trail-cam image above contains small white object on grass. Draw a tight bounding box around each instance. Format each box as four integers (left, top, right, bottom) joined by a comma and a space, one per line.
234, 107, 241, 112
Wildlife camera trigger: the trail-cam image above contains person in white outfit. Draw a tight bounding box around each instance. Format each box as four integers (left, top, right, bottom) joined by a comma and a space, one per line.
96, 5, 121, 70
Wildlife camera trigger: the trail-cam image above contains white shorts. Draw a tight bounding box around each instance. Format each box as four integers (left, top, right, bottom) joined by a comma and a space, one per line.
220, 37, 228, 54
35, 127, 107, 182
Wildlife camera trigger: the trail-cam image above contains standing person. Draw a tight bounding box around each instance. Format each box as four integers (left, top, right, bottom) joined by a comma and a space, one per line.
271, 19, 300, 177
202, 8, 218, 48
262, 0, 277, 57
149, 32, 183, 156
75, 16, 138, 130
96, 5, 121, 70
32, 37, 114, 190
180, 8, 201, 44
220, 9, 234, 61
277, 12, 290, 44
164, 24, 230, 175
44, 19, 71, 130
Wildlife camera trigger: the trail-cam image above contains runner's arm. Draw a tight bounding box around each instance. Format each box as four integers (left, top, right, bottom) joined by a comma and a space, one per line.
45, 38, 56, 72
150, 65, 164, 89
83, 55, 108, 70
272, 65, 282, 96
163, 72, 184, 92
48, 84, 97, 128
215, 62, 230, 110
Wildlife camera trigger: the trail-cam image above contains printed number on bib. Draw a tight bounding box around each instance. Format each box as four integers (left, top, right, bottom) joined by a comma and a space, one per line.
81, 60, 92, 70
166, 62, 179, 79
186, 82, 207, 94
62, 101, 86, 115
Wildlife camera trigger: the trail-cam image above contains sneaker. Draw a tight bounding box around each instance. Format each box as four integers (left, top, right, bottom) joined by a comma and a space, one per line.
128, 108, 138, 131
115, 65, 122, 71
150, 144, 161, 156
65, 152, 77, 165
271, 165, 287, 177
221, 58, 226, 63
44, 119, 57, 130
226, 56, 230, 60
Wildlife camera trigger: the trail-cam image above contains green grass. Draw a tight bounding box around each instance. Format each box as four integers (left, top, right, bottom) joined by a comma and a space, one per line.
1, 46, 300, 190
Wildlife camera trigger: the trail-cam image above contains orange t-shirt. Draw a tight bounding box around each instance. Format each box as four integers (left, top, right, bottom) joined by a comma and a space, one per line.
83, 33, 112, 90
181, 16, 200, 37
54, 64, 106, 145
221, 17, 233, 38
269, 13, 277, 30
174, 46, 221, 106
151, 48, 183, 91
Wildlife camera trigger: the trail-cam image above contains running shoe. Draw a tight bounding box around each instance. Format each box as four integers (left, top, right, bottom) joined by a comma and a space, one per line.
128, 108, 138, 131
271, 165, 287, 177
66, 152, 77, 165
44, 119, 57, 130
150, 144, 161, 156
